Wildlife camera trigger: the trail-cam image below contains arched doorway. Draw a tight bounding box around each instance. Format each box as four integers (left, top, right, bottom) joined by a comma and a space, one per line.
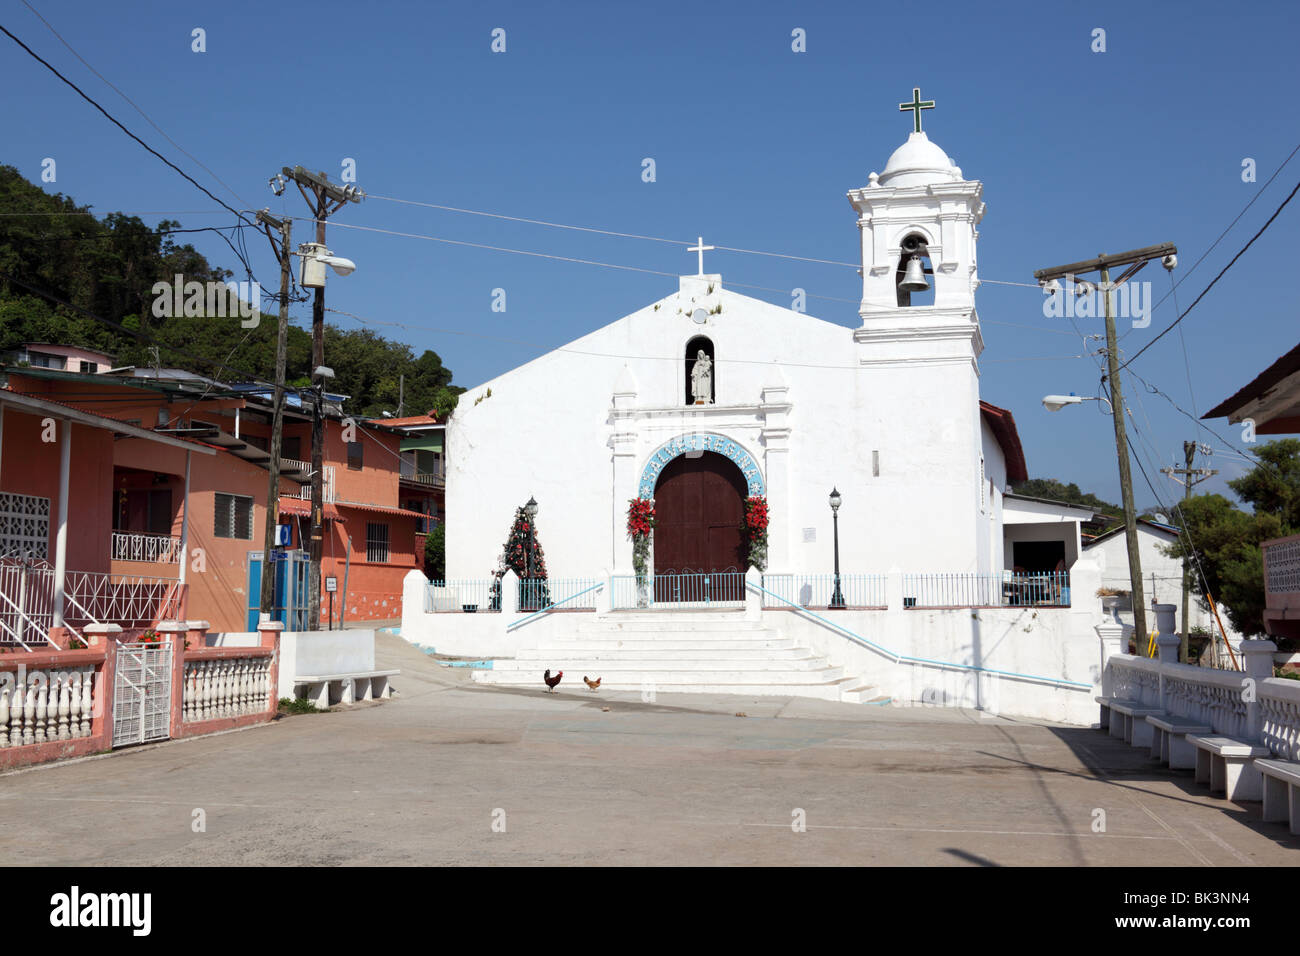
653, 451, 747, 601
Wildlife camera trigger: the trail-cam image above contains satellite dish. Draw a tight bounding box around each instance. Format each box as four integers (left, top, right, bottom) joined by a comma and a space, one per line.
691, 309, 708, 324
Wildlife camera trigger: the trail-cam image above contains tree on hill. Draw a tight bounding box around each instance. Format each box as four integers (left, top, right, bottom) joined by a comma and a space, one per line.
1010, 477, 1123, 516
0, 164, 463, 418
1161, 439, 1300, 640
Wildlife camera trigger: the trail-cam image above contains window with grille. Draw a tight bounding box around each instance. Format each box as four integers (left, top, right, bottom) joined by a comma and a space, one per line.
347, 441, 364, 471
214, 493, 254, 539
0, 492, 50, 559
366, 521, 390, 562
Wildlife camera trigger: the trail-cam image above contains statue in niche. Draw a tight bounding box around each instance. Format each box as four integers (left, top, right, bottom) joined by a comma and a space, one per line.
690, 350, 713, 405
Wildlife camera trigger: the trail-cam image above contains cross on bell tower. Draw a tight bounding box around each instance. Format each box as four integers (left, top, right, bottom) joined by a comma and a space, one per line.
899, 87, 935, 133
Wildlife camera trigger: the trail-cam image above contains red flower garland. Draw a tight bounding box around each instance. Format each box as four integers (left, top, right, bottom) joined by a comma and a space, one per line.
743, 496, 769, 571
626, 498, 656, 538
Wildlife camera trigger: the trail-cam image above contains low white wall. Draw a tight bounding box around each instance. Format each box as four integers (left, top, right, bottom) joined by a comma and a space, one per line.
398, 566, 1106, 724
205, 632, 261, 648
400, 568, 583, 656
277, 629, 377, 698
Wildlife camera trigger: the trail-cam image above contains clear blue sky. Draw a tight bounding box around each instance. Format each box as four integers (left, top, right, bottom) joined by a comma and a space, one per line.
3, 0, 1298, 512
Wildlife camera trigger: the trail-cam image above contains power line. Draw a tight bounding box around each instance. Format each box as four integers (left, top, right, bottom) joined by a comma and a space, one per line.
368, 191, 1044, 287
302, 217, 1058, 311
0, 22, 259, 284
1119, 177, 1300, 372
1119, 140, 1300, 344
322, 305, 1083, 370
0, 210, 229, 217
17, 0, 254, 212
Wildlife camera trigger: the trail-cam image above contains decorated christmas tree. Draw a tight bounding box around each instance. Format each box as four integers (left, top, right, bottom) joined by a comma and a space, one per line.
496, 504, 550, 609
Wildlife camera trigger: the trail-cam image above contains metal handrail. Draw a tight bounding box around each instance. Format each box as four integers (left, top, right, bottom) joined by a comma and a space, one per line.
747, 579, 1093, 691
507, 581, 604, 631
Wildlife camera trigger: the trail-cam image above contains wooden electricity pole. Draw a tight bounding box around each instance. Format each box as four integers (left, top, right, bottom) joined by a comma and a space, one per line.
281, 166, 363, 630
1162, 441, 1217, 662
255, 209, 292, 621
1034, 243, 1177, 648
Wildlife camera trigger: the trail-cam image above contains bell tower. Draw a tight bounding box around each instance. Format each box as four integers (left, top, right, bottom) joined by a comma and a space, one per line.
844, 91, 993, 575
846, 90, 985, 324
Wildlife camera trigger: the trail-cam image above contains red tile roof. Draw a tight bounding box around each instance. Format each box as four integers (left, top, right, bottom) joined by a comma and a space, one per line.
377, 412, 441, 428
979, 400, 1029, 484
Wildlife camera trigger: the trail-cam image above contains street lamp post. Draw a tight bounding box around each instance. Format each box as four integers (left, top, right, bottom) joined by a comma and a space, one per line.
525, 496, 538, 610
829, 488, 845, 609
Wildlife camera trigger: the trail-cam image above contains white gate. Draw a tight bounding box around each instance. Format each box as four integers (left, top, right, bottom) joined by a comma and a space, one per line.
112, 642, 173, 747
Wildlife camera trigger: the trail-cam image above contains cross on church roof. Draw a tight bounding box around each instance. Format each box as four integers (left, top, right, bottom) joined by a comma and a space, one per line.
688, 235, 714, 276
899, 87, 935, 133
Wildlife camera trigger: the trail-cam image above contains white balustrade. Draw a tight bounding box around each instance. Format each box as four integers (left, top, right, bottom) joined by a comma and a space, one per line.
182, 656, 271, 722
0, 666, 96, 748
111, 532, 183, 564
1106, 653, 1300, 761
1108, 656, 1161, 706
1261, 678, 1300, 761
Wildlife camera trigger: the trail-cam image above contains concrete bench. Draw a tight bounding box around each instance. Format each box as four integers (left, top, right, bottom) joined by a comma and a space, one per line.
1257, 759, 1300, 835
1106, 699, 1165, 749
1147, 715, 1213, 769
1188, 735, 1272, 801
295, 670, 399, 709
1096, 695, 1144, 734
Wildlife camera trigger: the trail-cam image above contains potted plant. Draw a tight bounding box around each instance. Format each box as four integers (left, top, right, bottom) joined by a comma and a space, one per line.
1096, 587, 1128, 625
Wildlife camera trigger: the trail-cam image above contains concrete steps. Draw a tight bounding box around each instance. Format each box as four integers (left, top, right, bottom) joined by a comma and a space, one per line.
471, 611, 890, 704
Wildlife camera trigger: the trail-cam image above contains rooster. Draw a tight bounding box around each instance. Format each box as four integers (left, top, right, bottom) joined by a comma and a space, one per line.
543, 669, 563, 693
583, 675, 602, 691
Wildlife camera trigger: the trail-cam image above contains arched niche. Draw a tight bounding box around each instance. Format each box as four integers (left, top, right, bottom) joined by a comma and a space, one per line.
685, 335, 715, 405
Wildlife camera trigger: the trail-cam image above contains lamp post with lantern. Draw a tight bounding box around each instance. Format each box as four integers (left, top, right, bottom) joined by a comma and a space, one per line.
829, 488, 846, 609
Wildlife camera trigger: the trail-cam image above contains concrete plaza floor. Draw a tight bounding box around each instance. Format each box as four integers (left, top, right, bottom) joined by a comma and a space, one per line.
1, 634, 1296, 866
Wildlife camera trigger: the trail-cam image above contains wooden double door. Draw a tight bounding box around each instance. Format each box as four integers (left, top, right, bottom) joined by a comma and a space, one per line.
652, 452, 747, 601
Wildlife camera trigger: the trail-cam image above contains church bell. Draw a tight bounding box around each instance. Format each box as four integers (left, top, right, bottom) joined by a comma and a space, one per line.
899, 255, 929, 293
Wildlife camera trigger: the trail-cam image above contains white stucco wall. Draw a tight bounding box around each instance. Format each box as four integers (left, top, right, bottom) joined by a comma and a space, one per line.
1084, 526, 1244, 644
445, 273, 996, 582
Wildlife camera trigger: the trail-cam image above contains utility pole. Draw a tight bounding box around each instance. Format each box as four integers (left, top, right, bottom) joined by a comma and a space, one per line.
1162, 441, 1217, 662
281, 166, 363, 630
255, 208, 292, 622
1034, 243, 1177, 648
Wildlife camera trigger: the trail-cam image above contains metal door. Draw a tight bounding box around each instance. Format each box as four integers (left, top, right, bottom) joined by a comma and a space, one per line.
112, 641, 172, 747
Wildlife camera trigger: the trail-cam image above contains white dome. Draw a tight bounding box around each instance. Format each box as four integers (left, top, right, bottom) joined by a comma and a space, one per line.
876, 131, 961, 187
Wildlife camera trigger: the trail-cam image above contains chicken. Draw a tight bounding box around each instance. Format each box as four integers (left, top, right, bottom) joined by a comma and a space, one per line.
543, 669, 563, 692
583, 676, 602, 691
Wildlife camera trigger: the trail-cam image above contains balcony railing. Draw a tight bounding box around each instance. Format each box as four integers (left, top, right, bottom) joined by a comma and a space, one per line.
902, 571, 1071, 609
0, 557, 184, 647
611, 571, 747, 609
294, 464, 336, 502
112, 531, 183, 564
402, 470, 445, 487
761, 573, 887, 610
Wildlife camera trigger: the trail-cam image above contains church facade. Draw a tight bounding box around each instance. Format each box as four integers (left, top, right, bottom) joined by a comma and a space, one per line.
445, 128, 1028, 586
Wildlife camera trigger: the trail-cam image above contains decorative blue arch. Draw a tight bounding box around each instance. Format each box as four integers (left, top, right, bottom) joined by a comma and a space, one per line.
638, 433, 765, 499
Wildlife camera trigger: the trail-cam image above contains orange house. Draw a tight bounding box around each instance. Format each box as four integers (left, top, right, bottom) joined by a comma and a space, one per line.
1, 366, 425, 639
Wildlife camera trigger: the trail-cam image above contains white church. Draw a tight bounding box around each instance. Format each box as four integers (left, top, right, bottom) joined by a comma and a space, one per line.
403, 97, 1111, 724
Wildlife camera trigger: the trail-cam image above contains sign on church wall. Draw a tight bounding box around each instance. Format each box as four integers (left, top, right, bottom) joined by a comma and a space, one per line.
638, 433, 765, 498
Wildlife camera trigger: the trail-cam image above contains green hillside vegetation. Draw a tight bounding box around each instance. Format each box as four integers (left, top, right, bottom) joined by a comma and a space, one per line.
0, 165, 461, 418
